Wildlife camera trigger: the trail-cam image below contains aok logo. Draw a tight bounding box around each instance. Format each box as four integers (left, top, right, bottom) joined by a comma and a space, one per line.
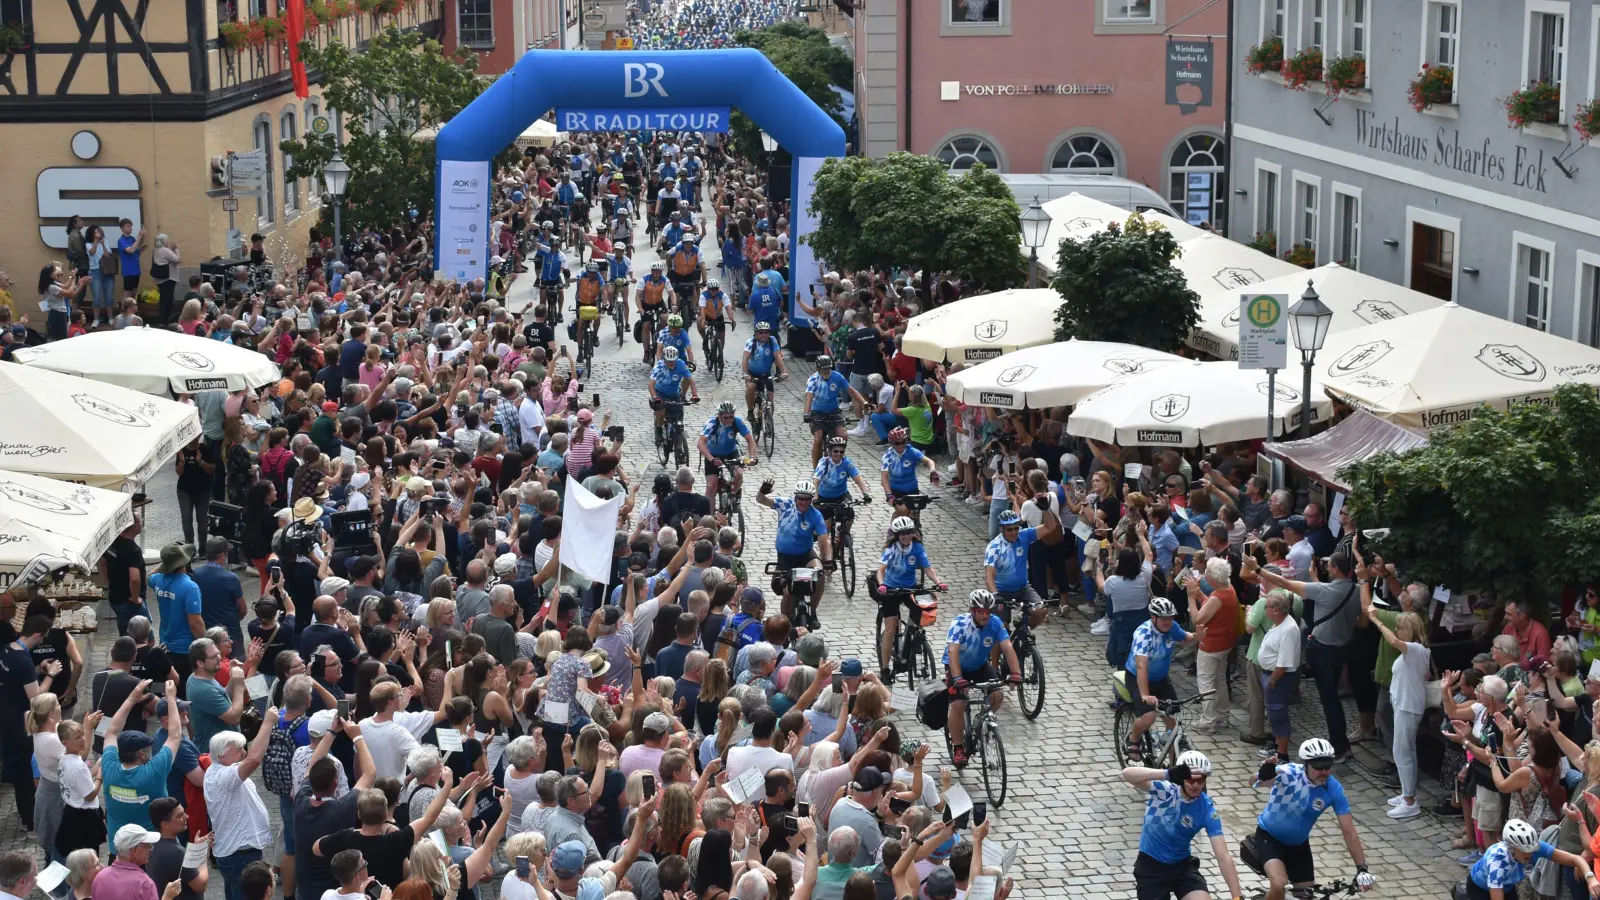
623, 62, 668, 98
451, 179, 480, 188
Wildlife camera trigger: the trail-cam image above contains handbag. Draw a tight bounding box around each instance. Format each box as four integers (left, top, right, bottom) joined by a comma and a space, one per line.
150, 259, 170, 280
98, 250, 119, 276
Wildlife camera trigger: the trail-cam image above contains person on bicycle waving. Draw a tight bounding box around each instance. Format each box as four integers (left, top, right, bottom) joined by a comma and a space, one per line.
755, 477, 834, 624
1120, 751, 1245, 900
1251, 738, 1376, 900
1466, 818, 1596, 900
668, 233, 704, 307
805, 356, 865, 466
881, 426, 940, 517
698, 401, 755, 501
656, 314, 696, 368
649, 345, 699, 439
742, 321, 787, 424
534, 235, 569, 300
875, 516, 946, 683
1123, 596, 1202, 763
749, 272, 784, 335
698, 279, 732, 355
943, 590, 1022, 768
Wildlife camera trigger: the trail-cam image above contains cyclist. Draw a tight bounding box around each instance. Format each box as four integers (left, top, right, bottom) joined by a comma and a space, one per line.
637, 262, 670, 347
533, 236, 570, 312
1251, 738, 1376, 900
1119, 751, 1244, 900
1122, 596, 1201, 762
698, 401, 756, 502
574, 261, 605, 341
984, 504, 1060, 627
804, 355, 865, 467
656, 314, 696, 369
660, 211, 686, 253
881, 426, 940, 518
1465, 818, 1596, 900
875, 515, 945, 683
943, 589, 1021, 768
649, 345, 699, 442
748, 272, 784, 335
654, 176, 681, 232
742, 321, 788, 427
668, 233, 704, 308
815, 437, 870, 506
755, 477, 834, 625
698, 278, 733, 360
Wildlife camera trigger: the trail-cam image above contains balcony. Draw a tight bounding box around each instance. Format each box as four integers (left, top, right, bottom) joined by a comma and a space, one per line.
211, 0, 442, 100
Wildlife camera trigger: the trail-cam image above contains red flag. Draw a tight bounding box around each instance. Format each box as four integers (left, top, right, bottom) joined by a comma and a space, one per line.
285, 0, 309, 99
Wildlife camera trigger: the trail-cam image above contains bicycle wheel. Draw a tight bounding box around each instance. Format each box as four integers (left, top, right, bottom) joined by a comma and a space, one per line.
1017, 644, 1045, 720
656, 425, 672, 467
874, 612, 890, 675
761, 397, 776, 457
712, 340, 724, 382
912, 632, 935, 690
978, 719, 1008, 807
733, 503, 746, 555
1113, 705, 1153, 767
841, 531, 857, 598
673, 428, 689, 467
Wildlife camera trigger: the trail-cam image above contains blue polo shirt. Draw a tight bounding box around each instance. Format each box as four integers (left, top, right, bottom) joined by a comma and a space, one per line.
150, 570, 202, 653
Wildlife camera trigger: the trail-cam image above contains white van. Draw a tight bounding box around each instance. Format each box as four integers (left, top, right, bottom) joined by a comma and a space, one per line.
995, 173, 1178, 217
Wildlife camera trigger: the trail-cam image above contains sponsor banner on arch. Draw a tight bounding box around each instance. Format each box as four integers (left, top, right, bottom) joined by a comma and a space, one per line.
438, 159, 490, 284
555, 108, 732, 132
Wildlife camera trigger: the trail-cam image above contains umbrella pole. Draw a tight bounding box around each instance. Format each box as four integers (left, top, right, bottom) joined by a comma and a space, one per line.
1265, 368, 1277, 442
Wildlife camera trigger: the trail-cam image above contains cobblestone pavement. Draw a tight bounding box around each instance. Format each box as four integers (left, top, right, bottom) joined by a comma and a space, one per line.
0, 208, 1463, 900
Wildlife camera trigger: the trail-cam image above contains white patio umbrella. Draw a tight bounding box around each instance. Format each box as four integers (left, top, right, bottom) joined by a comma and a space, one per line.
945, 340, 1186, 411
900, 288, 1061, 364
14, 327, 281, 395
1040, 192, 1208, 258
1315, 302, 1600, 431
1172, 234, 1305, 358
1188, 263, 1445, 361
1067, 361, 1332, 446
0, 470, 135, 589
0, 364, 201, 490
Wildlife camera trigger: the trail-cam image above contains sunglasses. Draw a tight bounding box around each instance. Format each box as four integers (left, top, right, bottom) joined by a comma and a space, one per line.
1307, 761, 1335, 772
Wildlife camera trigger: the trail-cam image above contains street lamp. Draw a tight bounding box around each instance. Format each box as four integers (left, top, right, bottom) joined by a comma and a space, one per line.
1288, 279, 1333, 438
1019, 195, 1050, 288
322, 151, 351, 255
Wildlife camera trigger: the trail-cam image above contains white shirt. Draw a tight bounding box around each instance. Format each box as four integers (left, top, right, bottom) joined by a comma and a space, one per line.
1286, 538, 1314, 580
726, 744, 794, 783
518, 396, 547, 446
500, 873, 539, 900
293, 744, 350, 797
1390, 642, 1432, 715
33, 732, 65, 783
1258, 616, 1303, 672
60, 754, 99, 808
204, 761, 274, 855
359, 711, 437, 779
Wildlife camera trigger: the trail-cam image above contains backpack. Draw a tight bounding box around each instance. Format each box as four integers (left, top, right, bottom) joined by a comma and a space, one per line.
260, 446, 293, 497
263, 712, 308, 797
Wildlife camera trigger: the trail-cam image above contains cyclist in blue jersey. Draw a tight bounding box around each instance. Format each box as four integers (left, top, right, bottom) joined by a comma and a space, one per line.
661, 212, 685, 255
1123, 593, 1202, 762
698, 401, 755, 501
1120, 751, 1244, 900
984, 503, 1060, 616
698, 279, 732, 356
533, 238, 570, 307
748, 272, 784, 336
874, 515, 946, 682
943, 590, 1021, 768
741, 321, 787, 425
804, 356, 865, 466
814, 437, 870, 504
755, 477, 834, 623
880, 426, 940, 518
649, 345, 699, 439
1250, 738, 1375, 900
1465, 819, 1595, 900
656, 314, 696, 368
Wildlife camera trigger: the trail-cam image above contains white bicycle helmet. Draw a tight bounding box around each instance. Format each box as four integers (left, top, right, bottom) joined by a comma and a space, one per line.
662, 346, 679, 361
707, 279, 720, 289
755, 321, 772, 332
1176, 750, 1212, 775
1502, 818, 1540, 852
968, 589, 997, 610
890, 516, 917, 535
1147, 597, 1178, 618
793, 479, 816, 497
1297, 737, 1337, 761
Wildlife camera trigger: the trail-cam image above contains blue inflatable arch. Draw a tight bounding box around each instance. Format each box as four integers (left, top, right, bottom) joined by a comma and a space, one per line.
434, 48, 847, 304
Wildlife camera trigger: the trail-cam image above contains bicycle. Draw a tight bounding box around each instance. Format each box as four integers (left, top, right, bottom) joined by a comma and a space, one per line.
875, 584, 940, 689
705, 320, 727, 383
766, 560, 823, 634
1110, 685, 1214, 769
639, 307, 661, 364
611, 286, 628, 347
656, 397, 698, 468
888, 491, 937, 532
997, 594, 1046, 720
541, 281, 566, 324
709, 456, 754, 554
576, 305, 600, 377
816, 496, 868, 597
943, 678, 1010, 807
750, 375, 778, 458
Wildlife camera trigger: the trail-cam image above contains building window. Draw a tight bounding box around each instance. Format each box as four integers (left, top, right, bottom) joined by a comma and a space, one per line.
281, 111, 299, 217
949, 0, 1000, 24
458, 0, 494, 47
1266, 0, 1286, 39
303, 99, 323, 208
1105, 0, 1153, 24
1050, 135, 1120, 175
1332, 187, 1360, 270
1513, 236, 1554, 332
935, 135, 1002, 172
1293, 175, 1320, 260
1167, 134, 1226, 228
1425, 1, 1460, 69
1523, 3, 1568, 115
1345, 0, 1366, 55
1580, 258, 1600, 347
253, 116, 275, 229
1255, 164, 1280, 241
1300, 0, 1326, 49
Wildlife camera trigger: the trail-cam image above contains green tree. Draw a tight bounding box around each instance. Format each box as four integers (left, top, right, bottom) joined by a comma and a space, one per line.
1342, 385, 1600, 605
729, 22, 850, 161
279, 27, 503, 234
1050, 215, 1200, 351
804, 153, 1023, 296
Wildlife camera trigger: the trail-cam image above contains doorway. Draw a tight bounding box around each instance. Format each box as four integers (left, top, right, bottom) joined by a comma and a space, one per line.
1411, 221, 1455, 302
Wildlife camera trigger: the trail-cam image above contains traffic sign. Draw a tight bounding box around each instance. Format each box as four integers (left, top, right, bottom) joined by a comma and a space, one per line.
614, 36, 634, 49
1237, 292, 1288, 370
222, 198, 239, 212
310, 115, 332, 136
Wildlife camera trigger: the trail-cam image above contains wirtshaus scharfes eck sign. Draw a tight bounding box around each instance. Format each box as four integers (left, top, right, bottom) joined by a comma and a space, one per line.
1354, 109, 1552, 193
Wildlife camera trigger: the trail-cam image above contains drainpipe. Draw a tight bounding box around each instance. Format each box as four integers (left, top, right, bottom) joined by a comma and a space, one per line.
903, 0, 912, 151
1223, 0, 1236, 238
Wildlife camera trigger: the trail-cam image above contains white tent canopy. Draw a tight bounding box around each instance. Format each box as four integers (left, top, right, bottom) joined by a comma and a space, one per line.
417, 118, 565, 147
1067, 361, 1332, 446
901, 288, 1061, 364
1187, 263, 1445, 361
0, 470, 134, 589
1039, 193, 1208, 263
1315, 301, 1600, 431
0, 364, 200, 490
945, 340, 1185, 411
15, 328, 281, 395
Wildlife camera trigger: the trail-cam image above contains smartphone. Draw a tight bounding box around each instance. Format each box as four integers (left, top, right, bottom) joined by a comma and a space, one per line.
972, 801, 987, 827
831, 673, 844, 693
796, 802, 810, 818
641, 773, 657, 800
888, 797, 911, 816
364, 882, 384, 900
515, 856, 531, 879
147, 680, 167, 697
267, 560, 283, 580
783, 814, 800, 832
567, 396, 579, 413
592, 392, 601, 409
337, 698, 350, 720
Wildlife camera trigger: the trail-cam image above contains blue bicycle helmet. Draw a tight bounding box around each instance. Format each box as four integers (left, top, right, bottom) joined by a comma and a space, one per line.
997, 510, 1022, 527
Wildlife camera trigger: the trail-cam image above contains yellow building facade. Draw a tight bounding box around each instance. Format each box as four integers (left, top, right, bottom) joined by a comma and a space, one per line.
0, 0, 441, 288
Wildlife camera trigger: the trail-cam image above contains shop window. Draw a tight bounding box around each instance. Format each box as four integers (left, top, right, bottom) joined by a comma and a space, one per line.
1166, 134, 1225, 228
1050, 135, 1119, 175
936, 135, 1002, 172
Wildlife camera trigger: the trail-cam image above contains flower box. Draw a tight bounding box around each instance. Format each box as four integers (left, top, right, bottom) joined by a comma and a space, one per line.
1505, 81, 1562, 129
1248, 231, 1277, 256
1246, 36, 1284, 75
1284, 244, 1316, 269
1407, 64, 1453, 112
1326, 54, 1365, 94
1576, 100, 1600, 142
1283, 47, 1323, 91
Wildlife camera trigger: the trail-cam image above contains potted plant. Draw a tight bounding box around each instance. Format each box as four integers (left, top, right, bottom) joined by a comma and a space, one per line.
1284, 244, 1316, 269
374, 0, 404, 15
0, 22, 32, 54
1326, 54, 1366, 94
1577, 99, 1600, 142
1505, 81, 1562, 128
356, 0, 381, 12
1246, 35, 1284, 75
1282, 46, 1323, 90
218, 20, 251, 49
1407, 63, 1454, 112
259, 16, 287, 43
1248, 231, 1277, 256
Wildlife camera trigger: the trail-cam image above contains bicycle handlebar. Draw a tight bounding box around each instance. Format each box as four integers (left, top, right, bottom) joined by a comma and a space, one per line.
1157, 689, 1217, 714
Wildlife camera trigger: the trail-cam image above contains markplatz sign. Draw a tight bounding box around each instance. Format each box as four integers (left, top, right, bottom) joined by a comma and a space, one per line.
1237, 293, 1288, 370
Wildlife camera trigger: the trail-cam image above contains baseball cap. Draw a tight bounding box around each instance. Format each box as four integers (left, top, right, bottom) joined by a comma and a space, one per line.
117, 731, 154, 755
494, 553, 518, 577
795, 633, 828, 668
551, 840, 587, 877
923, 866, 958, 898
113, 824, 162, 855
406, 476, 429, 493
350, 472, 370, 491
577, 408, 594, 423
643, 711, 672, 735
740, 587, 765, 611
321, 401, 340, 413
851, 766, 886, 792
320, 576, 350, 596
155, 698, 190, 717
1281, 515, 1308, 534
840, 658, 863, 677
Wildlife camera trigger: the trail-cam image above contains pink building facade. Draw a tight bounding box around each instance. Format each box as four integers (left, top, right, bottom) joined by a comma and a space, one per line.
852, 0, 1232, 227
